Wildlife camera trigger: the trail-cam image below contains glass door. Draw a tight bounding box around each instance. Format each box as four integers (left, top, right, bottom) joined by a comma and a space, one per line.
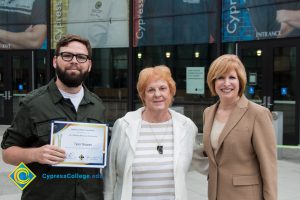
238, 41, 299, 145
238, 46, 271, 108
0, 54, 10, 123
0, 52, 33, 124
273, 46, 297, 145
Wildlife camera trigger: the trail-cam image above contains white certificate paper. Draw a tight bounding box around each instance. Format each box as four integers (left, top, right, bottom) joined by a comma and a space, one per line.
50, 121, 108, 168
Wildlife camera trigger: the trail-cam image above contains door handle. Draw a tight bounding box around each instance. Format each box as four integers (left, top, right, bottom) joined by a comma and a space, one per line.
261, 96, 267, 107
2, 91, 12, 100
7, 90, 12, 100
267, 96, 273, 108
2, 91, 7, 99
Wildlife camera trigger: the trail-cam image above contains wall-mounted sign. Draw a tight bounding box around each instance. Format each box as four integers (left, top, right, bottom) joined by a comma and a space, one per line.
18, 84, 23, 91
186, 67, 205, 95
248, 72, 257, 85
248, 86, 255, 95
281, 87, 287, 96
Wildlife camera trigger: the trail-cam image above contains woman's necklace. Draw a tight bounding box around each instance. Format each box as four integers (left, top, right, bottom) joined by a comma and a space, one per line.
157, 145, 163, 154
148, 119, 172, 155
142, 110, 172, 154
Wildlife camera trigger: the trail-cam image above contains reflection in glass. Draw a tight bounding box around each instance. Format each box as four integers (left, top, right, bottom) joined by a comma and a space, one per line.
0, 56, 4, 118
133, 0, 217, 46
12, 55, 31, 117
273, 47, 296, 144
86, 48, 128, 126
241, 48, 263, 104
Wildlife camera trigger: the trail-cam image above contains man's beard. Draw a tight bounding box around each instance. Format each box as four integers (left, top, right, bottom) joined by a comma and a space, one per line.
56, 63, 89, 87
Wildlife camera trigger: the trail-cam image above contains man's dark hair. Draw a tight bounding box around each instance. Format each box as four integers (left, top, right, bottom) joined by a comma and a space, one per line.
55, 34, 92, 58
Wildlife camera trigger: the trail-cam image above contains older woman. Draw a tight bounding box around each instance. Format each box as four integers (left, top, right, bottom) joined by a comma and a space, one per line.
104, 65, 205, 200
204, 54, 277, 200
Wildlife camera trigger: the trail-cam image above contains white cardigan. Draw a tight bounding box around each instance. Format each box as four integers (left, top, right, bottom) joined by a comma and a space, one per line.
104, 107, 204, 200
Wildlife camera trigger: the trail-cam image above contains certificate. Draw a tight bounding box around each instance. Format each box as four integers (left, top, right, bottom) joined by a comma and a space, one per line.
50, 121, 108, 168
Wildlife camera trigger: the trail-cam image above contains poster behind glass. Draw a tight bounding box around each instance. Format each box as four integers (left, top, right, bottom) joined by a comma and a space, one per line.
51, 0, 129, 49
133, 0, 217, 47
222, 0, 300, 42
0, 0, 47, 50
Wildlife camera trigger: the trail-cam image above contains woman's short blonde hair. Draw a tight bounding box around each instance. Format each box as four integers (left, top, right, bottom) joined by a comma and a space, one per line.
137, 65, 176, 105
207, 54, 247, 97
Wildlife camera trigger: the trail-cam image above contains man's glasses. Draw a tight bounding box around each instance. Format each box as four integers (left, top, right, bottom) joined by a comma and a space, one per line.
58, 52, 90, 63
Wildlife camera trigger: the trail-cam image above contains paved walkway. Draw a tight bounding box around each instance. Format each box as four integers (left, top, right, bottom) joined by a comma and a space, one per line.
0, 125, 299, 200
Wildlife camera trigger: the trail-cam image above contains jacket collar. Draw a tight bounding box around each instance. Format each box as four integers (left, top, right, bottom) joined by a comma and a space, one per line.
48, 78, 95, 105
215, 95, 248, 154
122, 107, 189, 152
123, 107, 189, 125
205, 95, 249, 157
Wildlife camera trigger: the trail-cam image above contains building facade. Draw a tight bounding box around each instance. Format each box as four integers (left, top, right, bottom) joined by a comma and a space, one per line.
0, 0, 299, 145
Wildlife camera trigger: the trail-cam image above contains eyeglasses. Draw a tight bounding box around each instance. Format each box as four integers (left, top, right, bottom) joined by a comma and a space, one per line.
58, 52, 90, 63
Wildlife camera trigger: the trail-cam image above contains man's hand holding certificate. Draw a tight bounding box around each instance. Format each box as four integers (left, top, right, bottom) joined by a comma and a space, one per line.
50, 121, 108, 168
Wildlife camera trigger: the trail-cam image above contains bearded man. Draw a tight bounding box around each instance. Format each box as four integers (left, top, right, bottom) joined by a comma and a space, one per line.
1, 34, 105, 200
